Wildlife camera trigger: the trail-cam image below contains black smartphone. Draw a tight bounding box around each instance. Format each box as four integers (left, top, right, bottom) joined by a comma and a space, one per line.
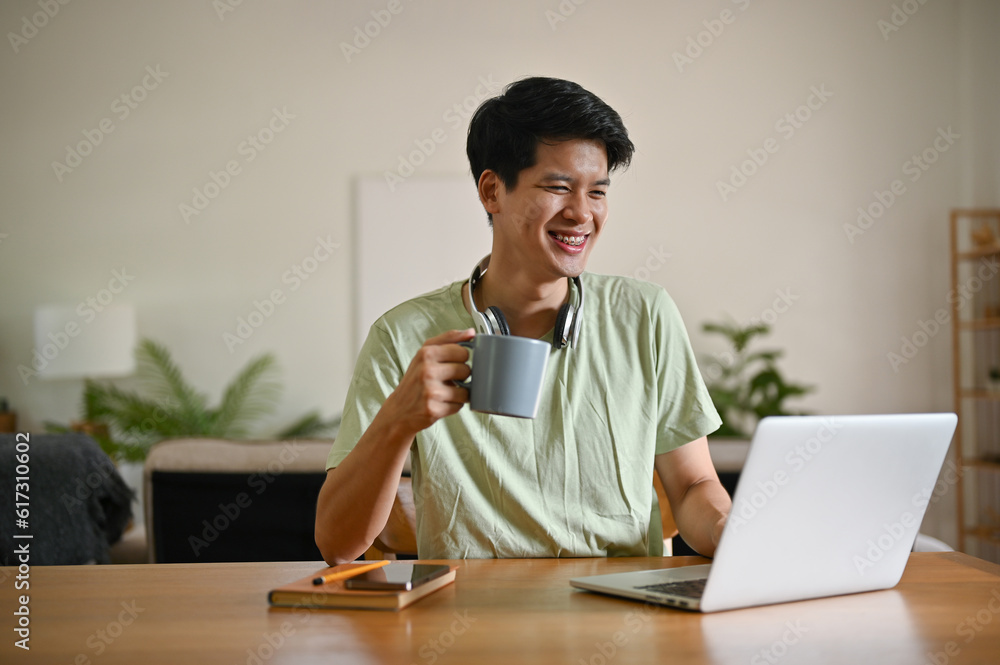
344, 563, 450, 591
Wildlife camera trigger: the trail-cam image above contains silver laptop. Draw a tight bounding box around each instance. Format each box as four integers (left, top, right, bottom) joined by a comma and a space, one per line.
570, 413, 957, 612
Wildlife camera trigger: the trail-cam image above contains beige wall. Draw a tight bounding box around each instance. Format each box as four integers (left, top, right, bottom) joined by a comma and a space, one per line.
1, 1, 997, 542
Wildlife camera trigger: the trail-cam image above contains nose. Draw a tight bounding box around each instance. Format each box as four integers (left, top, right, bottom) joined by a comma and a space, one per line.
562, 189, 593, 225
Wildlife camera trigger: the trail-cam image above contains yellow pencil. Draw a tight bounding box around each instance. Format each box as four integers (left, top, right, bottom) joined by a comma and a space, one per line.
312, 560, 391, 586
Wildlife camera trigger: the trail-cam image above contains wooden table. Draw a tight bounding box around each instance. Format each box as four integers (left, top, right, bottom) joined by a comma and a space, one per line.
3, 553, 999, 664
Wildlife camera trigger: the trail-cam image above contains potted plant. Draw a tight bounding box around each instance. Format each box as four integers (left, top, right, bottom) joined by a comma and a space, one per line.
700, 318, 814, 439
46, 338, 340, 463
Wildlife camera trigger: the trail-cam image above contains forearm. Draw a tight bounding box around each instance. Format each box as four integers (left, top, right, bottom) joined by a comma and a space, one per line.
316, 328, 475, 564
314, 410, 416, 564
672, 477, 732, 558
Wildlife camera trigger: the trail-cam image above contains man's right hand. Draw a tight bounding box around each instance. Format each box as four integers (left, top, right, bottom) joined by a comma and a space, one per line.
316, 327, 477, 564
382, 328, 476, 435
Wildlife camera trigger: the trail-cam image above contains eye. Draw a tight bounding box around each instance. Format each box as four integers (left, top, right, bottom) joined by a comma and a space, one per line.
590, 189, 607, 197
546, 185, 570, 193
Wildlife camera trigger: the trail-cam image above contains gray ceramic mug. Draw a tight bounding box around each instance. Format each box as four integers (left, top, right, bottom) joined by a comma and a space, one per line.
457, 334, 550, 418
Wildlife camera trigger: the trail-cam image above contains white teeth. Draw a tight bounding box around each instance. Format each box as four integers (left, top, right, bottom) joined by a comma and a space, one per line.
554, 233, 585, 246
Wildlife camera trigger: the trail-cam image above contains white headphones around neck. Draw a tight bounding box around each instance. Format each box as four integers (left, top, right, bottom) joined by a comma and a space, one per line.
465, 255, 585, 349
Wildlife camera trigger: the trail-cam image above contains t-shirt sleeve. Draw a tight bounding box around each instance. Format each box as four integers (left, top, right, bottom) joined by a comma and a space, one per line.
652, 289, 722, 455
326, 322, 405, 470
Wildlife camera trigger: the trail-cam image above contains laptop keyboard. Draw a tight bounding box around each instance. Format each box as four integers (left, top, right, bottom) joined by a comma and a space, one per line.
636, 577, 707, 599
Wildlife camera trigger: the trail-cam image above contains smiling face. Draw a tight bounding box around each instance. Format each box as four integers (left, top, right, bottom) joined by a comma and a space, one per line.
480, 138, 610, 285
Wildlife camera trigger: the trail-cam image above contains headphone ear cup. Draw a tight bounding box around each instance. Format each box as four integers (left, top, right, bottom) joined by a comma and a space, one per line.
472, 310, 492, 336
553, 304, 573, 349
485, 306, 511, 336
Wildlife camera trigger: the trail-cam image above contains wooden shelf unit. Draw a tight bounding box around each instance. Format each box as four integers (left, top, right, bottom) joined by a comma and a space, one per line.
951, 208, 1000, 563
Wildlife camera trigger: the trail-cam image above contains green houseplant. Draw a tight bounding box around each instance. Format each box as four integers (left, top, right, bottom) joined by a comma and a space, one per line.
46, 338, 339, 462
700, 318, 813, 439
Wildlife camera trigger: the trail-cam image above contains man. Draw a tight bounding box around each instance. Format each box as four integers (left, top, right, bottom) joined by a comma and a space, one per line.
315, 77, 730, 563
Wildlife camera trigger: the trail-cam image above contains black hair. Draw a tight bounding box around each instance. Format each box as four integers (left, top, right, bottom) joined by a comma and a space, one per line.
466, 76, 635, 195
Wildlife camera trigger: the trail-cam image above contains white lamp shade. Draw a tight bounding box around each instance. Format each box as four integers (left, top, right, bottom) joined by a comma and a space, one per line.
33, 305, 137, 379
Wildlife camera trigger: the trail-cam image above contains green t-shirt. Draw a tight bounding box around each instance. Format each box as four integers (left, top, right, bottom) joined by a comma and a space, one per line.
328, 273, 721, 558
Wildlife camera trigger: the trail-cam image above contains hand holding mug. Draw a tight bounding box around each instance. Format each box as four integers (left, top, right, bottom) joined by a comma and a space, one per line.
455, 334, 550, 419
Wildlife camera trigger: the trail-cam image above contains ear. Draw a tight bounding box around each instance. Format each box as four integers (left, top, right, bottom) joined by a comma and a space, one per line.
477, 170, 502, 216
